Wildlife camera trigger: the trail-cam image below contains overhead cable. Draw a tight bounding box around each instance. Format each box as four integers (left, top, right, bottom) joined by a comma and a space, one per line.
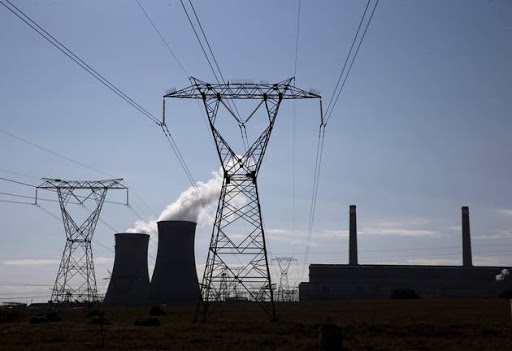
179, 0, 247, 148
0, 176, 35, 188
302, 124, 326, 272
0, 0, 160, 125
134, 0, 190, 78
291, 0, 302, 250
0, 1, 207, 219
325, 0, 379, 124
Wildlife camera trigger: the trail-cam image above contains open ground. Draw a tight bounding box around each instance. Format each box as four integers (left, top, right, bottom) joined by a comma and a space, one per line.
1, 299, 511, 350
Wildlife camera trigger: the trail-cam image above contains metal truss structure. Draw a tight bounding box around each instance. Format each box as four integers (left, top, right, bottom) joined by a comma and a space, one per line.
273, 257, 298, 302
37, 178, 128, 304
164, 77, 321, 321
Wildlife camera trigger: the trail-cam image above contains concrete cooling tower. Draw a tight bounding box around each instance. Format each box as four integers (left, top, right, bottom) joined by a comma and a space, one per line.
149, 220, 200, 305
103, 233, 150, 306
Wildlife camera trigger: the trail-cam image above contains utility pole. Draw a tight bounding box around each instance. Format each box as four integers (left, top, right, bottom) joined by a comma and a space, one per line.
37, 178, 127, 305
164, 77, 321, 321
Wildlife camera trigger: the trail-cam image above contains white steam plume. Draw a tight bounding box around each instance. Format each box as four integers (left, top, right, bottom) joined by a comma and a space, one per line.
126, 169, 223, 236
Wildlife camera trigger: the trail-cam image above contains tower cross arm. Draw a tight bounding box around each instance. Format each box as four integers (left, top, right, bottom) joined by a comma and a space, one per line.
37, 178, 127, 190
164, 77, 321, 100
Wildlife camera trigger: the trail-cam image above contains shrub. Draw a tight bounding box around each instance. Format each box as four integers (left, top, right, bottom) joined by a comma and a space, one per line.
149, 306, 166, 316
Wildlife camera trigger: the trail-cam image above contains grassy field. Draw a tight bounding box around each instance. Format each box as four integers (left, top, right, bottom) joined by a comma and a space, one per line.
0, 299, 511, 350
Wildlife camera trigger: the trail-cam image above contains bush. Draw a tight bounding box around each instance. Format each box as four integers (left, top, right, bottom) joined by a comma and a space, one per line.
89, 315, 111, 325
149, 306, 166, 316
87, 309, 104, 317
391, 288, 420, 299
46, 311, 62, 322
30, 314, 49, 324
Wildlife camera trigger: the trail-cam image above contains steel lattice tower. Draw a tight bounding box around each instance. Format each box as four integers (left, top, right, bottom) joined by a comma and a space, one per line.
273, 257, 298, 302
37, 178, 127, 304
164, 77, 321, 321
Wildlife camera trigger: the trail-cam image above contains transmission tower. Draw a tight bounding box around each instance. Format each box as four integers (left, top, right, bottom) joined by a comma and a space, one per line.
164, 77, 321, 321
36, 178, 127, 304
273, 257, 298, 302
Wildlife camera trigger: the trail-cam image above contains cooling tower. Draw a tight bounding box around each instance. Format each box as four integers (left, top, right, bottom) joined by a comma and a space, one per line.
461, 206, 472, 267
349, 205, 358, 265
149, 220, 200, 304
103, 233, 150, 306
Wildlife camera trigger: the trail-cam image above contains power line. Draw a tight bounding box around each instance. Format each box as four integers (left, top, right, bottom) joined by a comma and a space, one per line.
0, 0, 160, 125
1, 129, 155, 215
134, 0, 190, 78
324, 0, 371, 118
37, 203, 115, 254
302, 125, 326, 273
0, 128, 108, 176
187, 0, 226, 85
1, 0, 208, 218
0, 176, 35, 188
179, 0, 246, 148
133, 0, 215, 155
1, 0, 215, 222
301, 1, 379, 271
0, 199, 33, 205
277, 243, 512, 258
179, 0, 221, 84
0, 168, 39, 181
291, 0, 302, 250
325, 0, 380, 124
293, 0, 302, 79
161, 125, 214, 220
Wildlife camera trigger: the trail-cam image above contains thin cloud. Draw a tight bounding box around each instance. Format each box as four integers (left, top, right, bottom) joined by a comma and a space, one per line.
268, 226, 438, 239
2, 259, 59, 266
360, 228, 440, 237
474, 230, 512, 240
497, 209, 512, 217
2, 257, 113, 267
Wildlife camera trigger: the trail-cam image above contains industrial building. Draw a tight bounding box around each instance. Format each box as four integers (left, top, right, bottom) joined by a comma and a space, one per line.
149, 220, 200, 305
103, 233, 150, 306
104, 220, 200, 306
299, 206, 510, 300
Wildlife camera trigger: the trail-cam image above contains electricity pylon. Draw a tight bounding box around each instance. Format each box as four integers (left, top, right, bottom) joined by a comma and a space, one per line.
164, 77, 321, 321
37, 178, 127, 304
273, 257, 297, 302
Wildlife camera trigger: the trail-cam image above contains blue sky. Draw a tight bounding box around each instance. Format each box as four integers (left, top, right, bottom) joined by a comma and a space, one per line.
1, 0, 511, 302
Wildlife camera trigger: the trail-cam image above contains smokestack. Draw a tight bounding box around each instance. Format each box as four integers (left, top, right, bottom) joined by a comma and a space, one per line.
349, 205, 358, 265
103, 233, 150, 306
461, 206, 472, 267
149, 221, 200, 304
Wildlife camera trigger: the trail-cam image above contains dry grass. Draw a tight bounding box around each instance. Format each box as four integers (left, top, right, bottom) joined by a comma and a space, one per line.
0, 299, 511, 350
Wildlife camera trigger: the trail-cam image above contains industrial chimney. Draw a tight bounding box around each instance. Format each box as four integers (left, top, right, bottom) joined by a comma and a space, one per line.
149, 220, 200, 304
461, 206, 472, 267
349, 205, 358, 265
103, 233, 150, 306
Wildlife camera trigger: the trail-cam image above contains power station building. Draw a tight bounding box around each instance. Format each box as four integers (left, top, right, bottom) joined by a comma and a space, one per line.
103, 233, 150, 306
299, 206, 510, 300
149, 220, 200, 304
104, 220, 200, 306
